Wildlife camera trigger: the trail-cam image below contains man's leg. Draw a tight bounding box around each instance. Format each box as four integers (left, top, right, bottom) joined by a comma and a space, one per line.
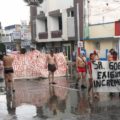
52, 72, 56, 84
76, 72, 81, 88
81, 72, 87, 89
10, 73, 15, 92
4, 74, 9, 91
48, 72, 51, 83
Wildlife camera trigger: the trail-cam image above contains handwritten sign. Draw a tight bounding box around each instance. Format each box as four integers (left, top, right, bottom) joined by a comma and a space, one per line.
11, 50, 67, 79
92, 61, 120, 92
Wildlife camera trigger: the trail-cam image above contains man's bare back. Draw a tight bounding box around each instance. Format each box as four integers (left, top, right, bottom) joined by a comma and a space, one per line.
3, 55, 14, 68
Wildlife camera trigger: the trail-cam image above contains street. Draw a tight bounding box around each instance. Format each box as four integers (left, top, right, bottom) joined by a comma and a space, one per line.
0, 77, 120, 120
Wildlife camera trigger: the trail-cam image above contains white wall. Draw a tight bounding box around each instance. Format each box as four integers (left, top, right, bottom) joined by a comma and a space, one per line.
48, 0, 73, 12
36, 20, 46, 33
62, 9, 68, 40
49, 16, 59, 31
37, 0, 48, 14
36, 0, 74, 42
89, 23, 114, 38
67, 17, 75, 37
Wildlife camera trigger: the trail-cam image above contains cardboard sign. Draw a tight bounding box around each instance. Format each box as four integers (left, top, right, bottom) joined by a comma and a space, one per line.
92, 61, 120, 92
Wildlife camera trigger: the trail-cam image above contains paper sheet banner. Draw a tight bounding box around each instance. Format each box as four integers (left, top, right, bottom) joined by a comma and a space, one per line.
11, 50, 67, 79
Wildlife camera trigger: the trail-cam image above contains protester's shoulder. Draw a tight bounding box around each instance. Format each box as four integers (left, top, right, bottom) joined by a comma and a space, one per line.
46, 54, 49, 59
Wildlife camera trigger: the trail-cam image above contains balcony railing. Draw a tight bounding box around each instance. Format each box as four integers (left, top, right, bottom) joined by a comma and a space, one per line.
38, 32, 48, 39
51, 30, 62, 38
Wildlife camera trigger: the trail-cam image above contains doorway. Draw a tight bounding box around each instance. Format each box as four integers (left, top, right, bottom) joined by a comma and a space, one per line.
63, 44, 71, 61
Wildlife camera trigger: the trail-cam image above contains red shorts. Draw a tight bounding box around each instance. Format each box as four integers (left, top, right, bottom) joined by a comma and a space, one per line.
77, 67, 86, 73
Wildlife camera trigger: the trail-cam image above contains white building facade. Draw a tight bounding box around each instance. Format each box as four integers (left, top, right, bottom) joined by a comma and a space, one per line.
35, 0, 75, 60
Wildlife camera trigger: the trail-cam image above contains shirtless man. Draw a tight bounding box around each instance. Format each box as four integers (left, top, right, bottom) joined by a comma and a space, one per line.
2, 54, 14, 92
46, 50, 58, 84
76, 53, 87, 89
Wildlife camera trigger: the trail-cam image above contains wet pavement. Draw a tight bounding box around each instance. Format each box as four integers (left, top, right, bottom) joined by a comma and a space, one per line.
0, 77, 120, 120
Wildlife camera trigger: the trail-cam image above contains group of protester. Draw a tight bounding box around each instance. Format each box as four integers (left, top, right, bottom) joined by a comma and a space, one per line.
0, 48, 119, 101
0, 49, 59, 93
75, 48, 120, 100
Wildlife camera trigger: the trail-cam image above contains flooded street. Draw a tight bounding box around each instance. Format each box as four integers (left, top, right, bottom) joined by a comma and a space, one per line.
0, 77, 120, 120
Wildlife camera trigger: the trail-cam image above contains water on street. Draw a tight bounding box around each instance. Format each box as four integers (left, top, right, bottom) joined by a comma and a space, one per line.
0, 77, 120, 120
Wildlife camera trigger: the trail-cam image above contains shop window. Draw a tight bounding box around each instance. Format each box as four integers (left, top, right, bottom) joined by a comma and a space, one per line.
67, 10, 74, 17
45, 18, 48, 32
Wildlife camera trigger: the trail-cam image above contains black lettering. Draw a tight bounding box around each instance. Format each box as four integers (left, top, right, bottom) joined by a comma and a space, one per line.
115, 71, 120, 78
114, 79, 119, 86
118, 62, 120, 69
102, 71, 107, 79
94, 80, 101, 87
110, 71, 114, 78
108, 71, 110, 78
98, 61, 104, 69
102, 80, 106, 86
107, 79, 111, 86
97, 72, 102, 79
110, 79, 115, 86
93, 61, 98, 69
109, 62, 114, 70
114, 63, 117, 70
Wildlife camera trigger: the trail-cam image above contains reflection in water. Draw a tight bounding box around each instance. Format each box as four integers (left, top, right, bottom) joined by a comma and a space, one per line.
3, 79, 120, 120
47, 85, 67, 116
35, 106, 48, 119
48, 86, 59, 116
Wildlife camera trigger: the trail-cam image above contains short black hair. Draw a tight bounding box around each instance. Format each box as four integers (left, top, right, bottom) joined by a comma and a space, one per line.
50, 49, 54, 53
20, 48, 26, 54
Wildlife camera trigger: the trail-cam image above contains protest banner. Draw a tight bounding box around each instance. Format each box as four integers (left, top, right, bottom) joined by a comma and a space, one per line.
11, 50, 67, 79
92, 61, 120, 92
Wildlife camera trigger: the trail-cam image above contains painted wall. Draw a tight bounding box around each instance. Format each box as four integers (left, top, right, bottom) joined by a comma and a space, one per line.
49, 16, 59, 31
85, 40, 95, 51
67, 17, 75, 37
36, 20, 46, 33
62, 9, 68, 40
89, 23, 114, 38
100, 40, 113, 50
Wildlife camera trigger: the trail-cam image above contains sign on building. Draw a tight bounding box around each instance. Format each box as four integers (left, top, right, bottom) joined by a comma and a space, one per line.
78, 41, 83, 48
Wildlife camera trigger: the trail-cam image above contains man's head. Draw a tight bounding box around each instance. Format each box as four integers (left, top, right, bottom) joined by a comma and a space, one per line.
89, 53, 95, 61
109, 48, 115, 54
50, 49, 54, 55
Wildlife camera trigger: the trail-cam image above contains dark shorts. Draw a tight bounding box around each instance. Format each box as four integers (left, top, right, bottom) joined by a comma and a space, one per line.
48, 64, 56, 72
4, 68, 14, 74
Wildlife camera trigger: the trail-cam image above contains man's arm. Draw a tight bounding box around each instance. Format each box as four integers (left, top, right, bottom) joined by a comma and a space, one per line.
54, 55, 58, 69
45, 54, 48, 68
76, 57, 79, 67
